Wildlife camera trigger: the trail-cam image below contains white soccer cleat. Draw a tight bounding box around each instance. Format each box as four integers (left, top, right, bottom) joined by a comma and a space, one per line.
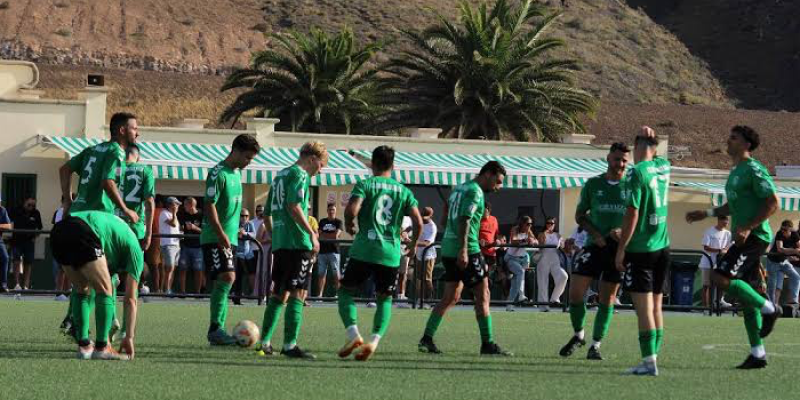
77, 343, 94, 360
625, 361, 658, 376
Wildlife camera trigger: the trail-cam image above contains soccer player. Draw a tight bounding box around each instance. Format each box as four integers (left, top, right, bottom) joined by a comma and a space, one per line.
560, 142, 630, 360
686, 125, 781, 369
257, 141, 327, 359
614, 126, 669, 376
202, 134, 261, 345
337, 146, 422, 361
120, 144, 155, 252
418, 161, 511, 356
51, 210, 143, 360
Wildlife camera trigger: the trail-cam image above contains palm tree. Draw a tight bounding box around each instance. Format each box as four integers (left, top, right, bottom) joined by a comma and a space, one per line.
220, 28, 383, 134
373, 0, 597, 142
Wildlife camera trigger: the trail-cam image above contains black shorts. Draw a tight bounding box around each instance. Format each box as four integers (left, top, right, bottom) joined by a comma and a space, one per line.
202, 244, 236, 280
443, 253, 488, 288
272, 249, 314, 293
51, 217, 104, 268
623, 248, 670, 294
715, 236, 769, 280
341, 258, 399, 295
572, 238, 622, 284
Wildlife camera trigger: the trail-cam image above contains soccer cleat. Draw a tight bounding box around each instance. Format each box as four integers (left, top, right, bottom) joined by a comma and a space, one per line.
109, 318, 121, 343
91, 346, 129, 361
77, 343, 94, 360
255, 343, 274, 357
418, 336, 442, 354
337, 336, 364, 358
59, 317, 73, 334
625, 361, 658, 376
735, 355, 767, 370
587, 346, 603, 360
207, 329, 237, 346
281, 346, 316, 360
354, 343, 376, 361
759, 304, 782, 338
480, 342, 513, 357
559, 335, 586, 357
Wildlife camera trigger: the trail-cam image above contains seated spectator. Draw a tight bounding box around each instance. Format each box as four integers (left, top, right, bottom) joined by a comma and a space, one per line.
177, 197, 204, 294
766, 219, 800, 305
10, 197, 42, 290
233, 208, 257, 304
159, 197, 182, 294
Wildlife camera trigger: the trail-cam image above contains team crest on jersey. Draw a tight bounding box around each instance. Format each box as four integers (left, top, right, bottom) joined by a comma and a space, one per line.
207, 186, 216, 197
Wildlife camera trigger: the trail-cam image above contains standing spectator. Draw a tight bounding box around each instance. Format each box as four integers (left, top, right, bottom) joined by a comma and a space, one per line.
52, 197, 71, 297
255, 217, 273, 298
159, 197, 182, 294
396, 215, 413, 301
10, 197, 42, 290
145, 197, 164, 293
305, 210, 319, 305
505, 216, 537, 311
316, 203, 343, 298
766, 219, 800, 304
570, 226, 588, 250
699, 215, 732, 307
178, 197, 204, 294
0, 196, 11, 292
251, 204, 265, 282
415, 207, 438, 301
536, 217, 567, 311
233, 208, 257, 304
480, 202, 503, 293
494, 234, 510, 299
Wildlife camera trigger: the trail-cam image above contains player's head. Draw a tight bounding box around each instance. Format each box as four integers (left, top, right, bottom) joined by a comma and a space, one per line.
633, 128, 659, 162
716, 215, 729, 229
230, 134, 261, 169
326, 202, 337, 218
477, 161, 506, 193
371, 145, 395, 175
607, 142, 630, 177
299, 141, 329, 177
109, 112, 138, 145
125, 143, 140, 164
727, 125, 760, 157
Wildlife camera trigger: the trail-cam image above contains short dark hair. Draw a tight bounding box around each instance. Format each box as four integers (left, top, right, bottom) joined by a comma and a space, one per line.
732, 125, 760, 152
485, 201, 492, 210
610, 142, 630, 153
634, 135, 659, 148
327, 203, 336, 208
479, 160, 506, 176
109, 112, 136, 137
781, 219, 793, 227
232, 134, 261, 153
371, 145, 395, 173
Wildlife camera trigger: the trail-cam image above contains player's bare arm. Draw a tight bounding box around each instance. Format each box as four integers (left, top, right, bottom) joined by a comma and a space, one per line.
344, 196, 363, 235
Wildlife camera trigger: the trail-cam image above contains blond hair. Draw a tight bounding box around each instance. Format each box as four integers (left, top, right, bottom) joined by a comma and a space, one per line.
300, 141, 328, 163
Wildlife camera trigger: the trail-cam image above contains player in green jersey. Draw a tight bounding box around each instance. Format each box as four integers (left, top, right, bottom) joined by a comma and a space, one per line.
686, 125, 781, 369
337, 146, 422, 361
614, 126, 671, 376
418, 161, 512, 356
257, 141, 327, 359
51, 211, 143, 360
560, 142, 630, 360
202, 134, 261, 345
120, 144, 155, 250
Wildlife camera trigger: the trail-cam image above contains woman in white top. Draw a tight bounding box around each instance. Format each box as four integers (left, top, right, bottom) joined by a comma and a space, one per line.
505, 216, 537, 309
536, 217, 567, 311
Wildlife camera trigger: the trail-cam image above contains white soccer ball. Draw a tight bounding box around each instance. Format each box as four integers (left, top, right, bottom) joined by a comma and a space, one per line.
233, 320, 260, 348
139, 285, 150, 295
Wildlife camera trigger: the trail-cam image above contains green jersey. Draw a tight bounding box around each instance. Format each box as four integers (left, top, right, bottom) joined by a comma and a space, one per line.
266, 164, 312, 251
118, 162, 154, 240
200, 162, 243, 246
67, 141, 125, 214
576, 174, 628, 247
725, 158, 776, 244
71, 211, 144, 281
441, 180, 484, 258
626, 157, 670, 253
348, 177, 419, 267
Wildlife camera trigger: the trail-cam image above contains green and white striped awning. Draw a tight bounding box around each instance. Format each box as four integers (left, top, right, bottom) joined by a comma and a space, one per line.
674, 181, 800, 211
351, 150, 606, 189
43, 136, 367, 186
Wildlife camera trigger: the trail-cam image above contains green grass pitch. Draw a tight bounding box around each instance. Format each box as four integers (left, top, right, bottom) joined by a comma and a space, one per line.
0, 298, 797, 400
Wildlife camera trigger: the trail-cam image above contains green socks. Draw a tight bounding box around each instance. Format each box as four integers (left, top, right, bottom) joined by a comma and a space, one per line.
260, 297, 285, 343
424, 312, 443, 338
337, 289, 358, 328
727, 279, 766, 309
743, 307, 764, 347
592, 304, 614, 342
76, 293, 92, 342
569, 302, 587, 333
209, 280, 232, 331
655, 328, 664, 354
95, 293, 115, 345
638, 329, 657, 358
372, 296, 392, 337
477, 314, 494, 344
284, 297, 305, 348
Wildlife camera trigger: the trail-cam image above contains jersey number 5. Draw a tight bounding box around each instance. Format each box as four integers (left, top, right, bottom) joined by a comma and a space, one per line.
80, 156, 98, 185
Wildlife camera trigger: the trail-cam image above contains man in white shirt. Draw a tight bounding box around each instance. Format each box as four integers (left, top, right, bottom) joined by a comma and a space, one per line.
699, 215, 732, 307
159, 197, 182, 294
416, 207, 438, 301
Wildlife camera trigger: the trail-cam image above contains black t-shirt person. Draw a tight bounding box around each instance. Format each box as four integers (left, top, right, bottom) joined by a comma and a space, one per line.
767, 230, 800, 264
178, 210, 203, 248
319, 218, 342, 254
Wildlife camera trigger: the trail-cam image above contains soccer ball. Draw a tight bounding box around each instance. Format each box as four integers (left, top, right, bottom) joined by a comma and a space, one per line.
233, 320, 260, 348
139, 285, 150, 295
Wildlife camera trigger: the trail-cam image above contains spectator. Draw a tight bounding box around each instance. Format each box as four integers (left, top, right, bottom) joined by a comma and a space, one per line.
305, 209, 319, 306
415, 207, 438, 302
10, 197, 42, 290
0, 196, 11, 292
159, 197, 182, 294
316, 203, 343, 298
699, 215, 732, 307
233, 208, 257, 304
505, 216, 537, 311
251, 204, 265, 274
570, 226, 588, 249
494, 234, 510, 299
255, 216, 273, 298
145, 197, 164, 293
51, 197, 70, 299
396, 215, 413, 300
480, 202, 504, 292
536, 217, 567, 311
766, 219, 800, 305
177, 197, 204, 294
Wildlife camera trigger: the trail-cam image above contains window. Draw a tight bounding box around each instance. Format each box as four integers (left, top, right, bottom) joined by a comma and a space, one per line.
2, 173, 37, 209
